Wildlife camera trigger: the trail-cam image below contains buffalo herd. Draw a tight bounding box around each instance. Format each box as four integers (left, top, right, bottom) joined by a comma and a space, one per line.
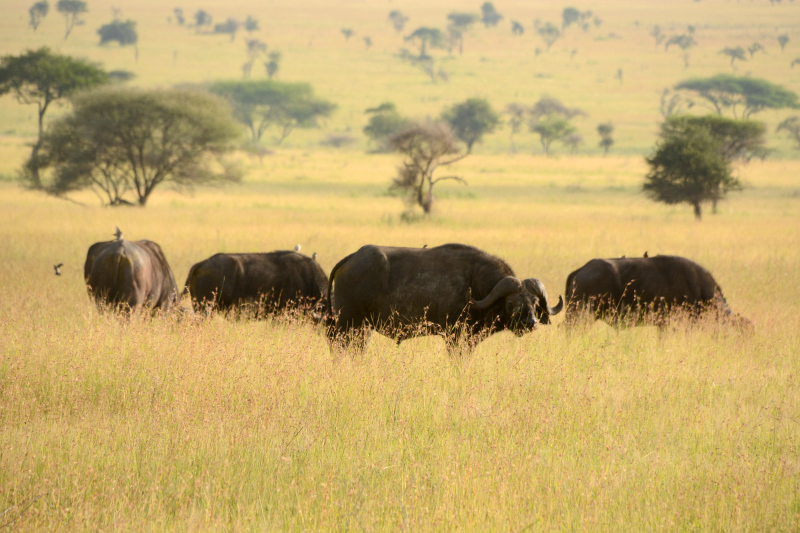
83, 234, 750, 351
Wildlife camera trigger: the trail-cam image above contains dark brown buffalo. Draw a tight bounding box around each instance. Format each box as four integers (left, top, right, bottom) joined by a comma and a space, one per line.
84, 239, 179, 311
183, 251, 328, 316
564, 254, 747, 326
326, 243, 563, 351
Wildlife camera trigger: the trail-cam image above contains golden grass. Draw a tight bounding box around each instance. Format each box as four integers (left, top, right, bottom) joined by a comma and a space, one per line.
1, 0, 800, 529
1, 151, 799, 530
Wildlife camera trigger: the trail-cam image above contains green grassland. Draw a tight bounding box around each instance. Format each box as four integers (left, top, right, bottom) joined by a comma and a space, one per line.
2, 0, 800, 531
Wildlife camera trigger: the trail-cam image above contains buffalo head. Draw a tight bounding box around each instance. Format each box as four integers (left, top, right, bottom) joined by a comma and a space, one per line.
471, 276, 564, 334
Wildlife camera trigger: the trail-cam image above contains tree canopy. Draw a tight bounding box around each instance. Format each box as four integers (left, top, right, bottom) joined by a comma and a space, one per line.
405, 27, 444, 58
777, 116, 800, 150
675, 74, 799, 118
29, 87, 241, 206
440, 98, 500, 152
0, 48, 108, 140
388, 11, 409, 33
480, 2, 503, 28
661, 114, 767, 163
644, 117, 746, 219
209, 80, 336, 145
98, 20, 138, 46
29, 1, 49, 31
537, 23, 561, 51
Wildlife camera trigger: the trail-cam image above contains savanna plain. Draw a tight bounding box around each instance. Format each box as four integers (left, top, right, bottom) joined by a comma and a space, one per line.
1, 0, 800, 530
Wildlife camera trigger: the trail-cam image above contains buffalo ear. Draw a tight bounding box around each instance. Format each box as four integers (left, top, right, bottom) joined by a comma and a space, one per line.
471, 276, 522, 310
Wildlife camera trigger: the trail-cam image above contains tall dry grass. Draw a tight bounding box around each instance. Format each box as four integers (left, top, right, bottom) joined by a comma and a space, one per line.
1, 152, 799, 530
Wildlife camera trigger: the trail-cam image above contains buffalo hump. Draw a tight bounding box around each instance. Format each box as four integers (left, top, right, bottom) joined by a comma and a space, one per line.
327, 243, 562, 351
84, 239, 179, 311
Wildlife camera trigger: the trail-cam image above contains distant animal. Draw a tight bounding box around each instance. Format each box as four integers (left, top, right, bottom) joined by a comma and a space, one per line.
84, 239, 179, 311
294, 244, 301, 252
311, 252, 317, 262
643, 251, 649, 258
564, 254, 748, 326
114, 227, 124, 241
54, 263, 63, 276
326, 243, 563, 351
183, 250, 328, 317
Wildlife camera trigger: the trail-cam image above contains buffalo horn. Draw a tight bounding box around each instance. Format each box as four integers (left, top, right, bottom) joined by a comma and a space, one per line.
471, 276, 522, 310
523, 278, 564, 316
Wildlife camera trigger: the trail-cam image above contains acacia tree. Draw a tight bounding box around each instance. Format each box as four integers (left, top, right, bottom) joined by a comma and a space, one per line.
210, 80, 336, 145
0, 48, 107, 187
675, 74, 799, 118
56, 0, 87, 40
440, 98, 500, 152
405, 27, 444, 58
29, 1, 49, 31
720, 46, 746, 67
778, 34, 789, 52
29, 87, 241, 206
446, 12, 478, 55
389, 121, 468, 215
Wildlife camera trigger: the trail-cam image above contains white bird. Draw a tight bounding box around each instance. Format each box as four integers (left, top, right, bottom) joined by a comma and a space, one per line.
294, 244, 301, 252
114, 227, 124, 241
54, 263, 63, 276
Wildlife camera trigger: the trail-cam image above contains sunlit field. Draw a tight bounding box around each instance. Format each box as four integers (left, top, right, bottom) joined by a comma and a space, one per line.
2, 0, 800, 530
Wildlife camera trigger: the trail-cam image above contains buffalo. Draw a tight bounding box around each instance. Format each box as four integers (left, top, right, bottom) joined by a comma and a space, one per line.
183, 251, 328, 317
326, 243, 563, 351
84, 239, 180, 312
564, 254, 748, 326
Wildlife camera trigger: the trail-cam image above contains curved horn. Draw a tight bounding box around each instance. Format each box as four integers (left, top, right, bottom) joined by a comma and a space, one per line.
471, 276, 522, 310
523, 278, 564, 316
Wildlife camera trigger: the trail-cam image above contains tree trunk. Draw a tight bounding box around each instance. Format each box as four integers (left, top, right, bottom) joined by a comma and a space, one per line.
693, 202, 702, 220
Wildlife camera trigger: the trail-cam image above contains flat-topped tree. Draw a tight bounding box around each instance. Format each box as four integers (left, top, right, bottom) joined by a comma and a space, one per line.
210, 79, 335, 145
98, 20, 137, 46
675, 74, 799, 118
720, 46, 746, 67
56, 0, 87, 40
778, 34, 789, 52
446, 12, 478, 55
405, 27, 444, 59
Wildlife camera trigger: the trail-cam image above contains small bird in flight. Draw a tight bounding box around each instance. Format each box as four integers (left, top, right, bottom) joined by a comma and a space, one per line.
54, 263, 63, 276
114, 227, 124, 241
